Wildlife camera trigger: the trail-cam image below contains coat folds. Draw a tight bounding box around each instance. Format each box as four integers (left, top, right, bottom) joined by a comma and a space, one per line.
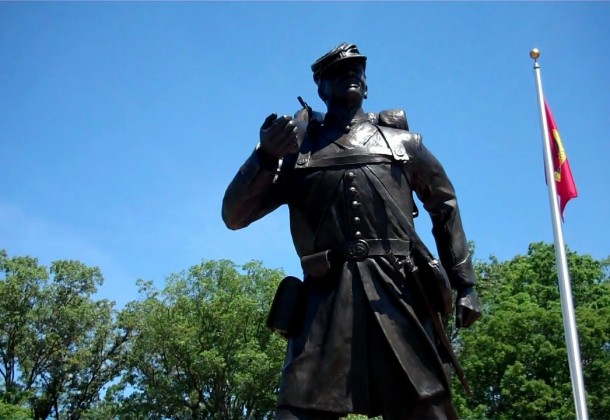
222, 116, 475, 416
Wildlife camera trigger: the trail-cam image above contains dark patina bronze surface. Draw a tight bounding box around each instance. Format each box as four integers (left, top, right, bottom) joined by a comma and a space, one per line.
223, 42, 481, 420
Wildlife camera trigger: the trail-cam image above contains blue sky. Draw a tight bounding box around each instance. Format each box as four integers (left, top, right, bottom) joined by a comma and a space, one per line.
1, 2, 609, 307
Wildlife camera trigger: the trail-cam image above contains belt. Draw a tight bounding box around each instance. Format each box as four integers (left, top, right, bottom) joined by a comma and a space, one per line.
341, 238, 410, 260
301, 238, 411, 278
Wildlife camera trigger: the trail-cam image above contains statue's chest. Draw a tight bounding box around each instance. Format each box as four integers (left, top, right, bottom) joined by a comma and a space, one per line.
295, 124, 394, 169
332, 123, 389, 150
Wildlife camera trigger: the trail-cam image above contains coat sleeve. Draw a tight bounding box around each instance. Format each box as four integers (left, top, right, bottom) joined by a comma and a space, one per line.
407, 135, 476, 290
222, 146, 287, 230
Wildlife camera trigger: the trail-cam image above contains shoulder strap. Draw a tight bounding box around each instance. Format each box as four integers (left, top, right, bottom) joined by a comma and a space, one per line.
363, 165, 429, 259
372, 124, 420, 218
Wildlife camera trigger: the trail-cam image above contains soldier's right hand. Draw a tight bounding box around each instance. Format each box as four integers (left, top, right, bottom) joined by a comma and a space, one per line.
259, 113, 301, 159
455, 286, 482, 328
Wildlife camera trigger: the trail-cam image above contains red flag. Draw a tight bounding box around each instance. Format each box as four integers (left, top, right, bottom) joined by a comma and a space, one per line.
544, 100, 578, 217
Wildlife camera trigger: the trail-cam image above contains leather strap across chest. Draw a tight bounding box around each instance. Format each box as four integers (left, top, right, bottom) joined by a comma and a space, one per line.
294, 123, 413, 169
298, 149, 393, 168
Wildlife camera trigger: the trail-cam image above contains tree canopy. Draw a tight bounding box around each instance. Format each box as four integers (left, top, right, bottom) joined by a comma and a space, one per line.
0, 250, 131, 419
108, 259, 286, 419
1, 244, 609, 419
453, 242, 610, 420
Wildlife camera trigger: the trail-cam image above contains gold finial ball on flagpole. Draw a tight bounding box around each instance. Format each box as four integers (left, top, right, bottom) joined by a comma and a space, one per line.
530, 48, 540, 60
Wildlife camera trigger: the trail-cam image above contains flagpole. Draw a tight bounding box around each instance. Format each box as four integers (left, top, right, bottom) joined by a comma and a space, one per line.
530, 48, 588, 420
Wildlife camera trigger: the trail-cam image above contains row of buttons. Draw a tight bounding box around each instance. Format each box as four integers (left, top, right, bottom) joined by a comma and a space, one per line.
346, 171, 362, 239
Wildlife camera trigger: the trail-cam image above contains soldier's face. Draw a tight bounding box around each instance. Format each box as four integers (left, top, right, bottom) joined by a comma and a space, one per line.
318, 60, 367, 107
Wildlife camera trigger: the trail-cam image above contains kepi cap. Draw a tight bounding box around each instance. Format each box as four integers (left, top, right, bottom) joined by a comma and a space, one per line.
311, 43, 366, 84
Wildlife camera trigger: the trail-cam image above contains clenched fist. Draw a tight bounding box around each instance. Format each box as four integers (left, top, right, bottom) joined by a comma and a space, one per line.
259, 113, 303, 159
455, 286, 482, 328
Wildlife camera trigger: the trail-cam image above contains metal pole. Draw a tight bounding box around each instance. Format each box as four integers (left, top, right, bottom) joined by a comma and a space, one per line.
530, 48, 588, 420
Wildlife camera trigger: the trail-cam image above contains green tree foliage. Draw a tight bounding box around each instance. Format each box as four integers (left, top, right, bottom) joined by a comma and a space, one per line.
113, 260, 286, 419
454, 242, 610, 420
4, 245, 607, 419
0, 400, 31, 419
0, 250, 131, 419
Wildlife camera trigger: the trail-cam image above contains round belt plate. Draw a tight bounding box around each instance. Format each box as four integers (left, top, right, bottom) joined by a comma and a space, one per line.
345, 239, 369, 259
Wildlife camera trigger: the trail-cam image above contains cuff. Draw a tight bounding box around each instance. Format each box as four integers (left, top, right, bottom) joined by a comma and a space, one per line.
255, 144, 280, 172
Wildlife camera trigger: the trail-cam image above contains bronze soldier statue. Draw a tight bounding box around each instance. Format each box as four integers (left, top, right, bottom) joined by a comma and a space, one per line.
223, 43, 481, 420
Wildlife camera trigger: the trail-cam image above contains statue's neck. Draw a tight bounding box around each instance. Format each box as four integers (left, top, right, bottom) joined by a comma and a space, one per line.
324, 107, 367, 126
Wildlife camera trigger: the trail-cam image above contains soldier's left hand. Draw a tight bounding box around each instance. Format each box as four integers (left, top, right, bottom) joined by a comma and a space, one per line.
455, 286, 482, 328
259, 114, 301, 159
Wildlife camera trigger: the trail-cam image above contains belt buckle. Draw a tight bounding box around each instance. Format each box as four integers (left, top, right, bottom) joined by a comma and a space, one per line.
345, 239, 369, 260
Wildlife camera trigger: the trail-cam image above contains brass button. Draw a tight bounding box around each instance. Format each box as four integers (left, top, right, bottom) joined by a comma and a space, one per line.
346, 171, 355, 180
354, 231, 362, 239
349, 186, 358, 195
353, 217, 361, 224
351, 201, 361, 209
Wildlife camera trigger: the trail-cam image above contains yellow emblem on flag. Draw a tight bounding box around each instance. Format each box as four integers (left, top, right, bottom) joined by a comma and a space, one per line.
552, 128, 567, 182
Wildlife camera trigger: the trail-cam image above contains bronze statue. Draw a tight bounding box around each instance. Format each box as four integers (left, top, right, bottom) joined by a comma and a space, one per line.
223, 43, 481, 420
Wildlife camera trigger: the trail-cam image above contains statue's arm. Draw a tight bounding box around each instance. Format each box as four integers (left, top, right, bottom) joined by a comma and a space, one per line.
223, 113, 300, 230
222, 147, 285, 230
408, 136, 476, 291
408, 136, 481, 327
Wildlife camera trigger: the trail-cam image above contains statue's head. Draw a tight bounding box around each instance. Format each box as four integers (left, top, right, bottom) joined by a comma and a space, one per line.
311, 43, 368, 108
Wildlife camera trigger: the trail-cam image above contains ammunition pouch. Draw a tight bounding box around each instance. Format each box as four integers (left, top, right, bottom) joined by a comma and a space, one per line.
266, 276, 306, 338
300, 250, 333, 278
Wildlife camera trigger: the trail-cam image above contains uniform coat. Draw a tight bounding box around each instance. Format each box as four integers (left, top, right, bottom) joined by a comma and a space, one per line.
222, 114, 476, 416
